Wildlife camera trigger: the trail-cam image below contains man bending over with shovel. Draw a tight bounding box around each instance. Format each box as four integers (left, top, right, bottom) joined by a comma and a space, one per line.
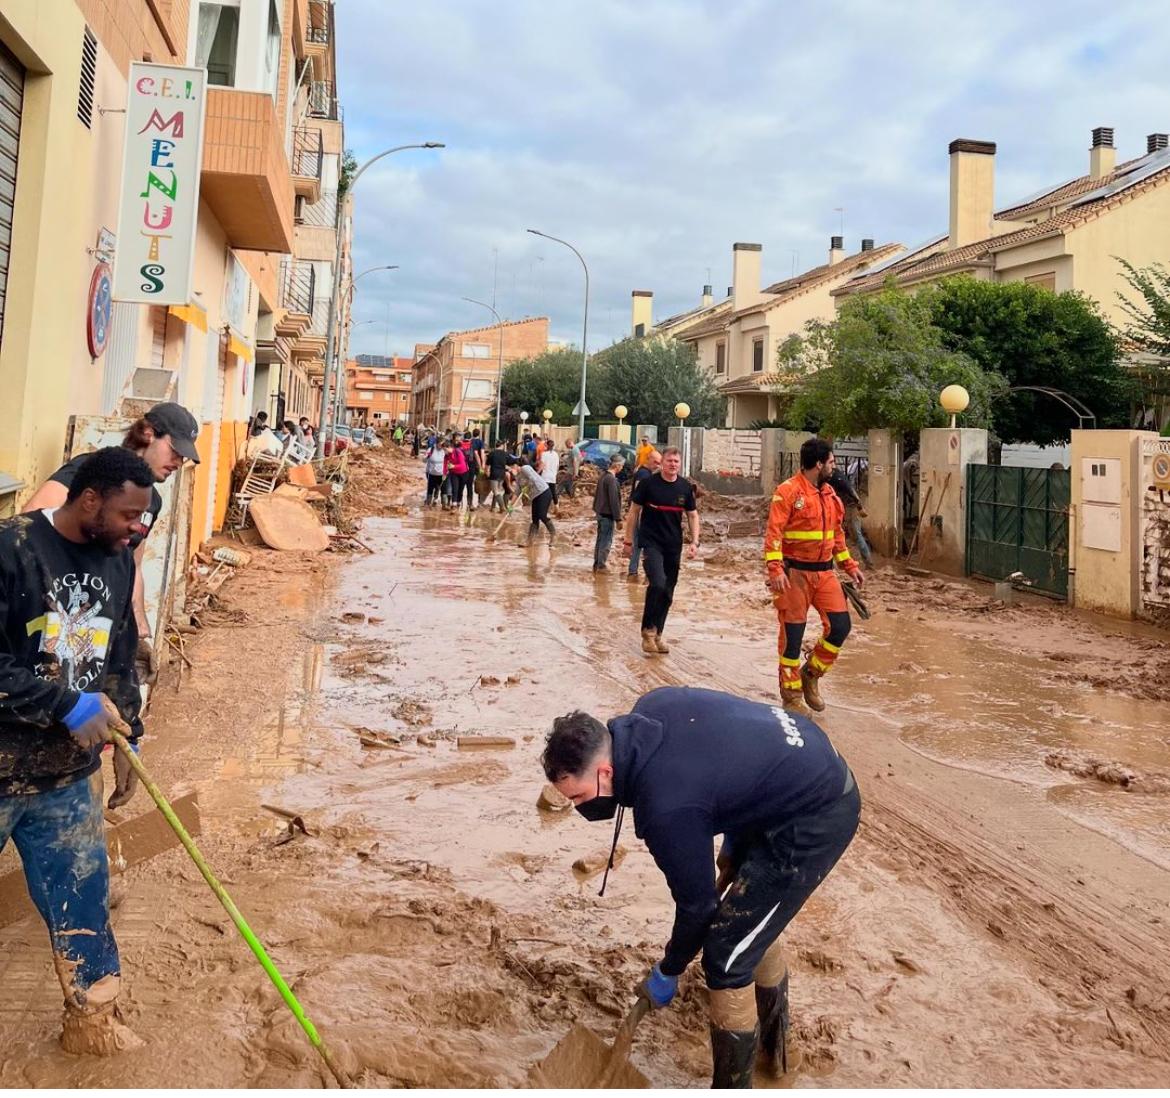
542, 686, 859, 1087
0, 447, 152, 1054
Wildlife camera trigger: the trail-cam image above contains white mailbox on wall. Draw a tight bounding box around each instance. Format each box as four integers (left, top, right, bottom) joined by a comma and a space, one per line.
1081, 456, 1123, 552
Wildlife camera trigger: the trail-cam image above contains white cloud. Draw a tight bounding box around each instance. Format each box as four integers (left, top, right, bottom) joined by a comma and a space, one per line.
336, 0, 1170, 356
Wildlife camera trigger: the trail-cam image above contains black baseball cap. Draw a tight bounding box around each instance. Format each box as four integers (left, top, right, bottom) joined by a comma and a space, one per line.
144, 402, 200, 463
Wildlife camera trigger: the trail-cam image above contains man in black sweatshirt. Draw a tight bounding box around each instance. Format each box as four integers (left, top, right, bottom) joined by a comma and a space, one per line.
0, 446, 153, 1055
542, 686, 860, 1087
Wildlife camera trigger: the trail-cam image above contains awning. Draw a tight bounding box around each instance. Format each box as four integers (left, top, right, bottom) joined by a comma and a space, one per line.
227, 328, 254, 363
168, 302, 208, 332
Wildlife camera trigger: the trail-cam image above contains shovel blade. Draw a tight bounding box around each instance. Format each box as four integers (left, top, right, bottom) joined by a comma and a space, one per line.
529, 1022, 650, 1089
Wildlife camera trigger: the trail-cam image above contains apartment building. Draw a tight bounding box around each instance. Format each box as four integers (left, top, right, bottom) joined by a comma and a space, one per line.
835, 129, 1170, 327
345, 354, 412, 425
412, 316, 550, 430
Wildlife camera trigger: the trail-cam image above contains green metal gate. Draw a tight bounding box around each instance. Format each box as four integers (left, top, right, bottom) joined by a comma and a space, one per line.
966, 465, 1071, 598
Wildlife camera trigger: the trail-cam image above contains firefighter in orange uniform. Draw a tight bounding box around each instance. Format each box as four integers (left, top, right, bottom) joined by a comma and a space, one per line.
764, 438, 864, 710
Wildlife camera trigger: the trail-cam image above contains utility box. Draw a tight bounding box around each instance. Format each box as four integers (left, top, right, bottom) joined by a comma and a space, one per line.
1082, 458, 1121, 504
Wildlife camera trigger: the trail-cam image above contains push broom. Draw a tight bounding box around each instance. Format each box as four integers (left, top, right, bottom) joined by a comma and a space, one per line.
110, 732, 352, 1089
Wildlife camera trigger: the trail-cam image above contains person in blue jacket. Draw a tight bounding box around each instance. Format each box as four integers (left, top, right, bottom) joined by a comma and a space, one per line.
542, 686, 860, 1088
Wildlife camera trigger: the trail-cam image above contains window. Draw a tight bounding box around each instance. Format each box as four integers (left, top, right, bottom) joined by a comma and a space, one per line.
715, 342, 726, 374
264, 0, 281, 98
399, 373, 411, 383
462, 379, 493, 399
359, 390, 373, 400
196, 2, 240, 87
1025, 272, 1056, 292
461, 342, 491, 359
752, 338, 764, 373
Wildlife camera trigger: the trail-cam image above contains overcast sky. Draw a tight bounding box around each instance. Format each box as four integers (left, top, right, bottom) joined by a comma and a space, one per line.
336, 0, 1170, 359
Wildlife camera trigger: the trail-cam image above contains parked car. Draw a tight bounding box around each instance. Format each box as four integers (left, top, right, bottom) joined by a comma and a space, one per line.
573, 439, 639, 482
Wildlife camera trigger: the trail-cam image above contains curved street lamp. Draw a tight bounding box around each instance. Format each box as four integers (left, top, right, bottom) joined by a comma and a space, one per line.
462, 296, 505, 444
527, 228, 589, 439
317, 142, 445, 455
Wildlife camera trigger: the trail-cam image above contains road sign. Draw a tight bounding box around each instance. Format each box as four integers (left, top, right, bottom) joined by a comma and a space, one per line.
571, 400, 591, 417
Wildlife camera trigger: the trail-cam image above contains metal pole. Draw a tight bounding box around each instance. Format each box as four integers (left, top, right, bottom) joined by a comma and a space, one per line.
462, 296, 503, 444
527, 229, 589, 440
315, 143, 444, 458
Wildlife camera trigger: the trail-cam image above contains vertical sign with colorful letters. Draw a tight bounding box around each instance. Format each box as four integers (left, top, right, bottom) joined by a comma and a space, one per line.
113, 63, 207, 305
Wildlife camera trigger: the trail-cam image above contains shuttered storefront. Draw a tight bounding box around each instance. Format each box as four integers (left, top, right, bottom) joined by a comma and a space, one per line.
0, 43, 25, 348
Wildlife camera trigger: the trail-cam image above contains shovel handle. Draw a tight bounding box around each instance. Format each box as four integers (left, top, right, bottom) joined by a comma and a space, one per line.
596, 995, 652, 1087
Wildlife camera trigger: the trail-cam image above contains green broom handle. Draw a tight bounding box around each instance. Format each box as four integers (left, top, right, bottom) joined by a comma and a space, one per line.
110, 732, 352, 1089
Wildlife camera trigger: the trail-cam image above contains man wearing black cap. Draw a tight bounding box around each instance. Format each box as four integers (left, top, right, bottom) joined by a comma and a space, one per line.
24, 402, 201, 681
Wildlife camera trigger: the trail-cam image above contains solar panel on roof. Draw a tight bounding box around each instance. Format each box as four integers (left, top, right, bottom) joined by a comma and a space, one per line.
1070, 147, 1170, 208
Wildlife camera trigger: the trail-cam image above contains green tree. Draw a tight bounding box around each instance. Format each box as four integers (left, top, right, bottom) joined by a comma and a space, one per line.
923, 277, 1130, 445
590, 337, 724, 435
1117, 259, 1170, 357
779, 285, 1004, 437
498, 347, 591, 426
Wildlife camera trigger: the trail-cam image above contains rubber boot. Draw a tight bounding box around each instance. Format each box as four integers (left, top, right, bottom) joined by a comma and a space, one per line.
709, 1024, 758, 1088
654, 632, 670, 654
755, 974, 790, 1076
547, 520, 557, 547
60, 1000, 144, 1056
800, 662, 826, 712
641, 629, 659, 654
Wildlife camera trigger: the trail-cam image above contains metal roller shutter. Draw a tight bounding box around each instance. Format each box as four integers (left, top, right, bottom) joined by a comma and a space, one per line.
0, 43, 25, 347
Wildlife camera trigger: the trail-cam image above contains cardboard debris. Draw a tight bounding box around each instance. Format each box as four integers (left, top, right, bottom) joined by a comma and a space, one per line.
250, 494, 330, 552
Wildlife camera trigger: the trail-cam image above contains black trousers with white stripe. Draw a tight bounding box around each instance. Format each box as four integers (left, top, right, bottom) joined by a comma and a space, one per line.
702, 773, 860, 991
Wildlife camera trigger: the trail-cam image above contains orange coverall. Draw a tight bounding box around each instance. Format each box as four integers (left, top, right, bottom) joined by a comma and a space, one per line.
764, 472, 860, 694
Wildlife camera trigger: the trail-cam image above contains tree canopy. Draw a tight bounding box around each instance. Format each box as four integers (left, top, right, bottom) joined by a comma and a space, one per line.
778, 286, 1005, 437
1117, 258, 1170, 358
922, 277, 1131, 444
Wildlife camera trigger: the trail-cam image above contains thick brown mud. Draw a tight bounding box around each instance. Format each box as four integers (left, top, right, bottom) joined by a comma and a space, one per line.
2, 451, 1169, 1087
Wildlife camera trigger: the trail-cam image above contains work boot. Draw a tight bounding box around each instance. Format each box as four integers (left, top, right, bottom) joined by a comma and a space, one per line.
755, 974, 791, 1076
60, 1001, 144, 1056
779, 687, 804, 709
641, 629, 659, 655
800, 663, 826, 712
709, 1024, 759, 1088
654, 632, 670, 654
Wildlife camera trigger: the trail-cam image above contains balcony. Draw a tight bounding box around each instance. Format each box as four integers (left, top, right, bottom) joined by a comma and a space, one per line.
307, 0, 331, 51
308, 81, 338, 121
291, 126, 323, 203
201, 89, 295, 253
275, 258, 314, 342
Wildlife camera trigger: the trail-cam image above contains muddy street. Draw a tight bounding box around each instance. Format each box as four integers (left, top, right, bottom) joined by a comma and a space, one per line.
2, 450, 1169, 1088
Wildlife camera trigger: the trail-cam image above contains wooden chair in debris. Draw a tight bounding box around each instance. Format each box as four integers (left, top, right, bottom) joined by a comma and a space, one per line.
230, 450, 289, 529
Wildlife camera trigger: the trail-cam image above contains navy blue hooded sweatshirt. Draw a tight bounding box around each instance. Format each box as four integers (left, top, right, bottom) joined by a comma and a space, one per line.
608, 686, 850, 976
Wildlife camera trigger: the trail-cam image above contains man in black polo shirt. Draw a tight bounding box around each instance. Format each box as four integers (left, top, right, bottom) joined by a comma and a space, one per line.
622, 445, 699, 655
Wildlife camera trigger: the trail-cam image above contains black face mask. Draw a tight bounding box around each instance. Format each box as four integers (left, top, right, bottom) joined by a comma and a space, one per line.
575, 769, 618, 821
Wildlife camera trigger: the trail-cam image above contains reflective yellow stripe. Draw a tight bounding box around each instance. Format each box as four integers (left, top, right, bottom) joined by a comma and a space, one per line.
764, 550, 785, 562
820, 639, 841, 655
784, 530, 829, 541
835, 550, 852, 562
809, 655, 831, 673
780, 656, 801, 667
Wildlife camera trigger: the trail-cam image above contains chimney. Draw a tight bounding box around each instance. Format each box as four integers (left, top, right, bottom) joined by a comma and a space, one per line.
701, 283, 713, 308
731, 242, 762, 312
948, 138, 996, 249
861, 238, 874, 251
828, 235, 844, 265
726, 286, 733, 298
1089, 126, 1115, 180
1148, 133, 1169, 155
631, 290, 652, 337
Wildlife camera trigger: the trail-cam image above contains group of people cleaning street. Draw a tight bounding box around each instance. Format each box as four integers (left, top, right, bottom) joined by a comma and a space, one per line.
2, 395, 864, 1086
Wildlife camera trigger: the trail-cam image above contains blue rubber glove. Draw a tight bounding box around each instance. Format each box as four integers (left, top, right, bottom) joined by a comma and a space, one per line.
641, 963, 678, 1009
62, 693, 108, 750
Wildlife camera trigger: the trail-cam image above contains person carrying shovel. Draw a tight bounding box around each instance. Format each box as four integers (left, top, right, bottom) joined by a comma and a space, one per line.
0, 448, 154, 1054
541, 685, 859, 1088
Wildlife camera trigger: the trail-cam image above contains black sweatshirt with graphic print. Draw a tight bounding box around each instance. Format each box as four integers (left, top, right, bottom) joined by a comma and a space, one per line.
0, 511, 142, 795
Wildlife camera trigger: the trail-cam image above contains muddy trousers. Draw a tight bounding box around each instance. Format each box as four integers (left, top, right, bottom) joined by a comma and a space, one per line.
774, 567, 851, 695
0, 772, 119, 1008
593, 515, 616, 568
425, 474, 444, 504
528, 488, 555, 541
641, 543, 681, 633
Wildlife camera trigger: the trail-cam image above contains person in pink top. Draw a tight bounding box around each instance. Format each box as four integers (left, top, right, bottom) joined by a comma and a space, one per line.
443, 440, 469, 511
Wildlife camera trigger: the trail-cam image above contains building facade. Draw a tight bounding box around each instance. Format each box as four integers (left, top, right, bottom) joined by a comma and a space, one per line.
344, 354, 412, 425
411, 316, 549, 431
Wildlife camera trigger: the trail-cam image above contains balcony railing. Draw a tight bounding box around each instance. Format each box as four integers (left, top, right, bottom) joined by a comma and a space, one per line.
308, 81, 338, 120
309, 296, 331, 337
280, 258, 316, 316
291, 126, 323, 181
307, 23, 329, 44
295, 189, 338, 229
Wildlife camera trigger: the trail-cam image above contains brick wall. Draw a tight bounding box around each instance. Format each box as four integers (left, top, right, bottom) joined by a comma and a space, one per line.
76, 0, 185, 73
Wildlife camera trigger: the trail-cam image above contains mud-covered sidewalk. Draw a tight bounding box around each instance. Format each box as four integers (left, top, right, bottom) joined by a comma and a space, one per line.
2, 446, 1169, 1088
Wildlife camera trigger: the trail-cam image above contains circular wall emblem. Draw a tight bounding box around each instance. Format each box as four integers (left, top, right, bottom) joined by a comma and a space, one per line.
1152, 451, 1170, 486
87, 262, 113, 360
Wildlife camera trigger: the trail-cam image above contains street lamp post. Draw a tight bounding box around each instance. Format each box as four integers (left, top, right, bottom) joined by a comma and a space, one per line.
316, 142, 444, 457
462, 296, 505, 444
527, 229, 589, 440
614, 404, 628, 445
519, 410, 529, 447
